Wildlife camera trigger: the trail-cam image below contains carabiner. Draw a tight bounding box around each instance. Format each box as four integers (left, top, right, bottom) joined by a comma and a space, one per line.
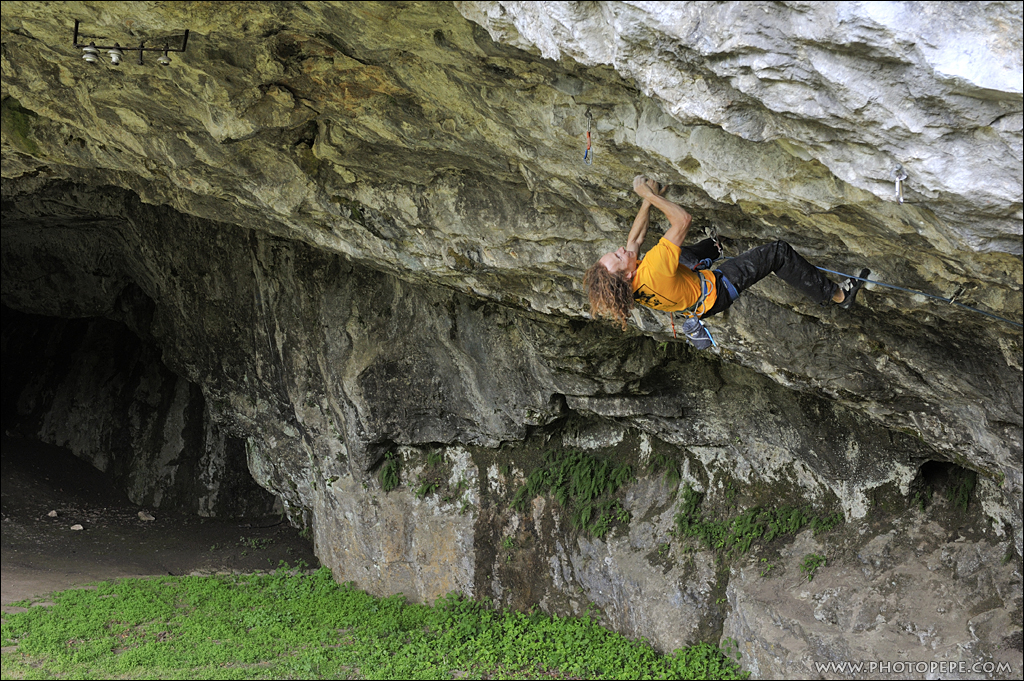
890, 164, 908, 204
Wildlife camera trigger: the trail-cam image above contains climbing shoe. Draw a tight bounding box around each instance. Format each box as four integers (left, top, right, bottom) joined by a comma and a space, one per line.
837, 268, 871, 309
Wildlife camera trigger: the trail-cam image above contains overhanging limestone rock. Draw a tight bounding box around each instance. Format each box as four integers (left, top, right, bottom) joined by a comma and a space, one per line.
2, 2, 1022, 675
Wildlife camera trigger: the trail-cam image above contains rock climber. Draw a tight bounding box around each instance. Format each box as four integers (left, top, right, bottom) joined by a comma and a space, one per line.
584, 175, 869, 344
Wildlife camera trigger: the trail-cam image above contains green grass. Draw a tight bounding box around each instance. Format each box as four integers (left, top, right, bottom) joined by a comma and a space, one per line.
1, 567, 747, 679
512, 449, 634, 539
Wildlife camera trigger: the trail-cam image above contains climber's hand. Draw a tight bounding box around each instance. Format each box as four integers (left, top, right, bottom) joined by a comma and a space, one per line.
633, 175, 655, 199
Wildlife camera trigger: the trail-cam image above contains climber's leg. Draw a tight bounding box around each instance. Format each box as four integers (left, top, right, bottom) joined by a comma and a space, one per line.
717, 240, 837, 304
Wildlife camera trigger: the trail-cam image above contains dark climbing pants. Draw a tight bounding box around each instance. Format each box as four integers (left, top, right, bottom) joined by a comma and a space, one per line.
703, 240, 837, 318
678, 238, 722, 270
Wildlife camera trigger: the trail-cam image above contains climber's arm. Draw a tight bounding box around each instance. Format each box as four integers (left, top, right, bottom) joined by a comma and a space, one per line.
624, 198, 654, 255
633, 176, 691, 247
625, 177, 668, 254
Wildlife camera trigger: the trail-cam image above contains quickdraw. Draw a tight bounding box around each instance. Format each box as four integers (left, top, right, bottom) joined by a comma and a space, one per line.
583, 110, 593, 165
890, 164, 908, 204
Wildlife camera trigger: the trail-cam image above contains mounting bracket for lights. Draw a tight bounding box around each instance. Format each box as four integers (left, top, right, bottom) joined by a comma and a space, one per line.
73, 19, 189, 67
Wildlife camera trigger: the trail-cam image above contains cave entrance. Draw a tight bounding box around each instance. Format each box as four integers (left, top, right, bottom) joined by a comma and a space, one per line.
1, 304, 274, 518
1, 422, 321, 607
912, 460, 979, 514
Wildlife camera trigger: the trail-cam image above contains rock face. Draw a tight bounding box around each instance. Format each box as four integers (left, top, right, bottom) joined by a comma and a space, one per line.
723, 504, 1022, 679
2, 2, 1022, 677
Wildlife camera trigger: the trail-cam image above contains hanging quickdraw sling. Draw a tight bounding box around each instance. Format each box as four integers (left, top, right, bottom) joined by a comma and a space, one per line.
582, 110, 593, 165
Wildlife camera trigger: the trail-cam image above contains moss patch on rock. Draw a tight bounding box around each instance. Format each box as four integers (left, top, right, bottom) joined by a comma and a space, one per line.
1, 97, 41, 156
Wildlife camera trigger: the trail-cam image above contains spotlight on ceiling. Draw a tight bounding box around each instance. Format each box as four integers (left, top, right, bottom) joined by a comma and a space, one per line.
72, 20, 189, 68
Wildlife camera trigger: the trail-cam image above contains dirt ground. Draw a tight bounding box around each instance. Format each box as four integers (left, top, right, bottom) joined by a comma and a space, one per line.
1, 435, 319, 614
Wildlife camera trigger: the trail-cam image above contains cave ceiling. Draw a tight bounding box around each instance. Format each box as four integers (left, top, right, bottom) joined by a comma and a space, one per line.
2, 2, 1021, 522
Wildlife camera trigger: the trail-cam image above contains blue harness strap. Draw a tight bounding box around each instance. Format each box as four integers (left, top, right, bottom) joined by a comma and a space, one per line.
717, 271, 739, 303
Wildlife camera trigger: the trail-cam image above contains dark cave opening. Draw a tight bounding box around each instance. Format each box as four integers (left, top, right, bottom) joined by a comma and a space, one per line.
913, 459, 980, 514
1, 303, 275, 518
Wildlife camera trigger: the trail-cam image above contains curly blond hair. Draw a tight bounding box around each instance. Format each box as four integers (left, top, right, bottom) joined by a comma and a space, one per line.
584, 260, 634, 330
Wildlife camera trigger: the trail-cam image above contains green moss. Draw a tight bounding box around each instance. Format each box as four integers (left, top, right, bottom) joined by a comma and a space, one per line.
647, 451, 681, 487
332, 196, 365, 225
1, 97, 41, 156
800, 553, 827, 582
913, 461, 979, 515
914, 487, 933, 512
512, 449, 634, 539
945, 467, 977, 513
378, 451, 400, 493
810, 511, 844, 535
673, 484, 843, 558
412, 449, 464, 505
294, 144, 321, 177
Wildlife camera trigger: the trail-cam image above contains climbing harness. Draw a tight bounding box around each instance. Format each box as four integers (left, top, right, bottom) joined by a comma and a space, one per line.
668, 269, 718, 349
890, 164, 908, 204
582, 110, 593, 166
683, 269, 715, 318
718, 271, 739, 303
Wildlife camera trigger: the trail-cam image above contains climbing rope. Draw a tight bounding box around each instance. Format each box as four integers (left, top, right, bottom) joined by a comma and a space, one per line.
706, 248, 1022, 330
814, 266, 1023, 329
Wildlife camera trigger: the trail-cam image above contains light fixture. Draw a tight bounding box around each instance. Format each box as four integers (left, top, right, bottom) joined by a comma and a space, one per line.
72, 20, 189, 67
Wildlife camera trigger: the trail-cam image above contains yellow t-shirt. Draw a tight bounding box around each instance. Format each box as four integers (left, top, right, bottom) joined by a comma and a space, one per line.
632, 238, 718, 315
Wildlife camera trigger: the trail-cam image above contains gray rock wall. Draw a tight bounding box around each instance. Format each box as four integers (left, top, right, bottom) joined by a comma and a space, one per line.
458, 1, 1023, 248
2, 2, 1022, 677
3, 181, 1020, 676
